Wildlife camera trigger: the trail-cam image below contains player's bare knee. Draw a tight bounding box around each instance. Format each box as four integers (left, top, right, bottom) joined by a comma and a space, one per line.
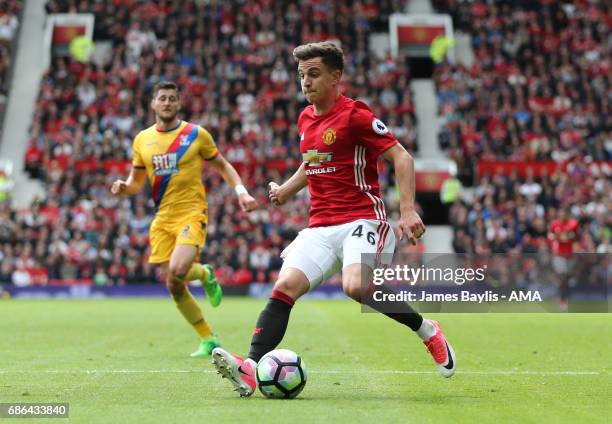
274, 276, 308, 301
342, 279, 362, 302
168, 261, 190, 282
165, 277, 185, 300
342, 264, 371, 302
273, 278, 299, 300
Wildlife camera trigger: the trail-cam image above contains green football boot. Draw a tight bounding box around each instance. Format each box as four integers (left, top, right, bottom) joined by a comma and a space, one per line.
190, 335, 221, 358
202, 264, 222, 307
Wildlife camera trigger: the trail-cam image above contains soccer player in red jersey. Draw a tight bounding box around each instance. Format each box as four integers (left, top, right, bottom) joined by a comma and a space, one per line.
548, 207, 579, 310
212, 42, 456, 396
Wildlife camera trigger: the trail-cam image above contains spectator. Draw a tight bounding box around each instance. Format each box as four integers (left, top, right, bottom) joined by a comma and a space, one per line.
0, 168, 14, 204
11, 263, 31, 287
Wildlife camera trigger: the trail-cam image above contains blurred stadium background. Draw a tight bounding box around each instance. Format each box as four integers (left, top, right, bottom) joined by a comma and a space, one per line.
0, 0, 609, 296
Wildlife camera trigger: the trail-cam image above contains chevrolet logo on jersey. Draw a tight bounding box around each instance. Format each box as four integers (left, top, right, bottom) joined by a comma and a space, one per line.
152, 153, 179, 176
302, 150, 333, 166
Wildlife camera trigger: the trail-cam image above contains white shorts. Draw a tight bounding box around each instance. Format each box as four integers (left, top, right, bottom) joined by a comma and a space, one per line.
280, 219, 396, 289
552, 256, 574, 275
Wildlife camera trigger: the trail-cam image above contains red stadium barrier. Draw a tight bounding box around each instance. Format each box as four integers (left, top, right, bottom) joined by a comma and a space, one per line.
44, 159, 302, 176
477, 160, 612, 178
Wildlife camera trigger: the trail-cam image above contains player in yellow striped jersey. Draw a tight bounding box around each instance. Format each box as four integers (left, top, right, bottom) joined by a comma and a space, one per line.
110, 81, 257, 357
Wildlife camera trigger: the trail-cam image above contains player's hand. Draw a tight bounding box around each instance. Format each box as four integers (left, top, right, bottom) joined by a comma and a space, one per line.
398, 209, 426, 245
238, 193, 257, 212
110, 180, 128, 195
268, 182, 287, 206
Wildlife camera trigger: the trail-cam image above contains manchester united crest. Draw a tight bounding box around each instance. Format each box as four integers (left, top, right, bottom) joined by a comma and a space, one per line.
322, 128, 336, 145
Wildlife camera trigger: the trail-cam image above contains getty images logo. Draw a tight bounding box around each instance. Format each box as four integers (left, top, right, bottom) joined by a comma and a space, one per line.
372, 264, 488, 286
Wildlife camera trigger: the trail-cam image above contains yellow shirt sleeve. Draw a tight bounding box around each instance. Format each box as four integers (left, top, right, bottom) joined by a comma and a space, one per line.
132, 132, 145, 168
198, 127, 219, 161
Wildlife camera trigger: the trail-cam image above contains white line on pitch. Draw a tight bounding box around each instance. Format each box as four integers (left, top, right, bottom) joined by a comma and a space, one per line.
0, 370, 605, 376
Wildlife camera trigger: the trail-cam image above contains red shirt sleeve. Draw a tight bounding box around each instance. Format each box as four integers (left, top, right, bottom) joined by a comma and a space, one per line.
349, 100, 398, 157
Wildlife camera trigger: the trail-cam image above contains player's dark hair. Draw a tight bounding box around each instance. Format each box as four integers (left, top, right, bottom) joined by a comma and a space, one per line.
293, 42, 344, 73
152, 81, 180, 99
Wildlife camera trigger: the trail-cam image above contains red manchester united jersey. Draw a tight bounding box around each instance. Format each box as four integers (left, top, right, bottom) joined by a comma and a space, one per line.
298, 95, 398, 227
549, 218, 579, 257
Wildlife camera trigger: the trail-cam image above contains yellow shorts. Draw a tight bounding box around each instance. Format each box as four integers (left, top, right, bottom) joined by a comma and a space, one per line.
148, 213, 208, 264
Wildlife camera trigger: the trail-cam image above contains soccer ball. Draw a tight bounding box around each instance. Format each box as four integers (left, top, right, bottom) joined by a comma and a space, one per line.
256, 349, 307, 399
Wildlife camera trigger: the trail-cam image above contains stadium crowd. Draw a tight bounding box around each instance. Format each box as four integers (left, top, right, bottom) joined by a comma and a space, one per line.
0, 1, 609, 287
432, 0, 610, 254
3, 0, 417, 286
434, 0, 610, 183
450, 162, 611, 255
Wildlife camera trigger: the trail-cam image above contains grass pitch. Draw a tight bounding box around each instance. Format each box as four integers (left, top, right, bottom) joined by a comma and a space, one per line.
0, 298, 609, 423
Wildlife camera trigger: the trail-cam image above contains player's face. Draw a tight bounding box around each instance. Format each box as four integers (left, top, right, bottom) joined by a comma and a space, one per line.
297, 57, 341, 105
151, 89, 181, 122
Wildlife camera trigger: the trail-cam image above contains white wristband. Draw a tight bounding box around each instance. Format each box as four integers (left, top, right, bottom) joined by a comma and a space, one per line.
234, 184, 248, 196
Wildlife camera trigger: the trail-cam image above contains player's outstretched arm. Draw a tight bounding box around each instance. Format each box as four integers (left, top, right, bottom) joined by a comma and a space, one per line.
110, 167, 147, 196
381, 144, 425, 245
269, 163, 307, 206
208, 154, 257, 212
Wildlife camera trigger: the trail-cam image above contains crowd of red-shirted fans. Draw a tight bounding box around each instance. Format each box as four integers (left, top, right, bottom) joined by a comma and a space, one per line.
2, 0, 420, 287
0, 1, 608, 288
450, 163, 610, 256
432, 0, 610, 256
434, 0, 610, 181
